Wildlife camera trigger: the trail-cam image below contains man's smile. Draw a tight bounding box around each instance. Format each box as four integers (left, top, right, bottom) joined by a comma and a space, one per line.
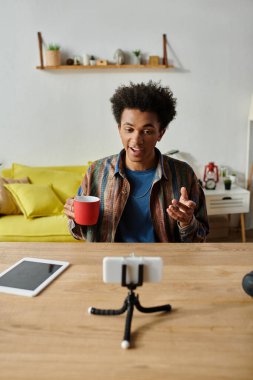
129, 146, 144, 156
129, 147, 143, 152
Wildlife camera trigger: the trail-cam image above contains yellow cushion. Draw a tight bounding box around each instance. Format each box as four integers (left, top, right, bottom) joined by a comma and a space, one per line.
1, 168, 12, 177
12, 163, 84, 203
0, 214, 78, 242
4, 183, 63, 219
2, 163, 91, 179
40, 165, 90, 173
0, 177, 30, 215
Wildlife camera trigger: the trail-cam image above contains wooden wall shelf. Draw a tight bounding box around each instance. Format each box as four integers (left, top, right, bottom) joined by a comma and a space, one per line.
37, 32, 173, 72
36, 64, 173, 70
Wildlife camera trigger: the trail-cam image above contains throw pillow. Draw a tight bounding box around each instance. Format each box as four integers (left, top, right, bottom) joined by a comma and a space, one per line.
4, 183, 64, 218
12, 163, 83, 203
0, 177, 30, 215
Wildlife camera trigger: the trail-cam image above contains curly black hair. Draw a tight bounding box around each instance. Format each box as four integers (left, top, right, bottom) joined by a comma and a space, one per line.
110, 81, 177, 130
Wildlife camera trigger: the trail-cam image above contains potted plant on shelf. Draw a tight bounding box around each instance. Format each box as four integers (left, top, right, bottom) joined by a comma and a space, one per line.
89, 55, 96, 66
224, 177, 232, 190
45, 44, 61, 66
132, 50, 141, 64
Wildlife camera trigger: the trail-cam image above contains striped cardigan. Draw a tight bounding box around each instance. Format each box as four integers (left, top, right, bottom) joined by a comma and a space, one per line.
69, 149, 209, 242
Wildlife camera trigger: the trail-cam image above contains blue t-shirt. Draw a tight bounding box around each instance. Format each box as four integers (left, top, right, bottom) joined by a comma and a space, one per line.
115, 167, 156, 242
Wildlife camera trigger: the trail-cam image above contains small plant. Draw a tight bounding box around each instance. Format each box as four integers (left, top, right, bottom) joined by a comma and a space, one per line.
89, 55, 96, 66
224, 177, 232, 190
47, 43, 60, 51
46, 43, 61, 66
133, 49, 141, 57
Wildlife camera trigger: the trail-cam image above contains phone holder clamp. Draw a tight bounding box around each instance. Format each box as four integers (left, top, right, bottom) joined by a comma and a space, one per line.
88, 264, 172, 349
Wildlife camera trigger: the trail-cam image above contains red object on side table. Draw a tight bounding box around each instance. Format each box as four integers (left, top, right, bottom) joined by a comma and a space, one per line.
203, 162, 219, 190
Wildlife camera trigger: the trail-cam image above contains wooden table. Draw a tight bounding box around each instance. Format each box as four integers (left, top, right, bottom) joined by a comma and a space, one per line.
0, 242, 252, 380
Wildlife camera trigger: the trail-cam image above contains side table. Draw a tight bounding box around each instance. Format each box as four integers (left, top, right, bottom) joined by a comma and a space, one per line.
204, 184, 250, 242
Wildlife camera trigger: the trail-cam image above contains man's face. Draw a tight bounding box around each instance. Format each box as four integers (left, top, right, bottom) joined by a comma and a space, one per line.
118, 108, 165, 170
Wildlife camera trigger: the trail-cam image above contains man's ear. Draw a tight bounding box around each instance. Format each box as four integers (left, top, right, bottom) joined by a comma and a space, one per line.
158, 128, 166, 141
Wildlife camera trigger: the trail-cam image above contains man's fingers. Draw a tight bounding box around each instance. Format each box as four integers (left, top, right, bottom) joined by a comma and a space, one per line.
183, 200, 196, 209
167, 205, 192, 224
168, 205, 184, 218
172, 199, 196, 212
180, 187, 188, 201
64, 198, 75, 220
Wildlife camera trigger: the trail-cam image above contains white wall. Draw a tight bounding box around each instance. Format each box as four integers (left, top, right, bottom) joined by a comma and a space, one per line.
1, 0, 253, 180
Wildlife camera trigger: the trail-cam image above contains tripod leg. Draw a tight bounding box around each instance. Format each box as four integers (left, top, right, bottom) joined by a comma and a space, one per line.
88, 297, 128, 316
121, 295, 135, 349
134, 294, 171, 314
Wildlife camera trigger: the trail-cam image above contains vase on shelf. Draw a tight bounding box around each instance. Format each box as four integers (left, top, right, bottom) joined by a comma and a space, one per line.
83, 54, 90, 66
45, 50, 61, 66
132, 50, 141, 65
45, 44, 61, 66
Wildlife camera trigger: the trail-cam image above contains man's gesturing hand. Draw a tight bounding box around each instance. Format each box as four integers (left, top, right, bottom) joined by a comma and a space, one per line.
167, 187, 196, 228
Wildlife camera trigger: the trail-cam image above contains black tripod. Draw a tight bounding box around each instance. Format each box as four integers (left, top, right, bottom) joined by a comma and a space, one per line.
88, 264, 172, 349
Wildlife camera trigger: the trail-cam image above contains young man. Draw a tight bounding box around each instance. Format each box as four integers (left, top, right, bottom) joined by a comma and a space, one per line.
64, 81, 209, 242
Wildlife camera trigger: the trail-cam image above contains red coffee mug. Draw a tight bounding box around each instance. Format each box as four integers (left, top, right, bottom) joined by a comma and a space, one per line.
74, 196, 100, 226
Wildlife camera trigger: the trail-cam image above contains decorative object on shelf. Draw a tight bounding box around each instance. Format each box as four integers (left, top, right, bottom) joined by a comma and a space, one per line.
82, 54, 90, 65
66, 58, 74, 65
149, 56, 160, 65
132, 49, 141, 64
113, 49, 125, 65
224, 177, 232, 190
229, 172, 237, 185
74, 56, 81, 65
203, 162, 219, 190
89, 55, 96, 65
220, 166, 228, 178
45, 43, 61, 66
96, 60, 108, 66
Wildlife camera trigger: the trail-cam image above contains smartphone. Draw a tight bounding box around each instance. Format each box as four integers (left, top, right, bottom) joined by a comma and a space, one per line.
103, 256, 163, 284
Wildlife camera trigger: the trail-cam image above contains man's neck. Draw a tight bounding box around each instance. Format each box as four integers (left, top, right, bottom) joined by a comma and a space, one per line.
125, 152, 157, 171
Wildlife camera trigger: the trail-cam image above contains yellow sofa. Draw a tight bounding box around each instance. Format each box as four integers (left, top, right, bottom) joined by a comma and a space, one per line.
0, 163, 89, 242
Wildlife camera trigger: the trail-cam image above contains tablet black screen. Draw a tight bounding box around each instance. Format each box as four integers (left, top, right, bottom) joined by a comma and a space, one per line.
0, 261, 62, 290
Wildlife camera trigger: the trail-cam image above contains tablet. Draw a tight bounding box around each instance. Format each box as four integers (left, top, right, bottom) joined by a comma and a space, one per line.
0, 257, 69, 297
